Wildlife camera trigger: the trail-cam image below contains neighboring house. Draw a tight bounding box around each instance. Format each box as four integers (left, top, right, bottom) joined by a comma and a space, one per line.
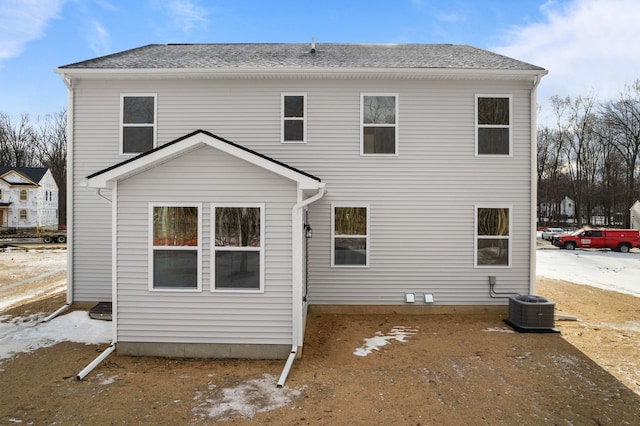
631, 200, 640, 230
0, 167, 59, 230
538, 195, 575, 223
55, 43, 547, 359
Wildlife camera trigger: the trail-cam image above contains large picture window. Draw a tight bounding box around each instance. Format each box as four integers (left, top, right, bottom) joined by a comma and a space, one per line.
212, 204, 264, 292
361, 94, 398, 155
149, 203, 201, 290
121, 94, 156, 154
475, 206, 511, 267
332, 205, 369, 267
476, 95, 511, 155
282, 93, 306, 143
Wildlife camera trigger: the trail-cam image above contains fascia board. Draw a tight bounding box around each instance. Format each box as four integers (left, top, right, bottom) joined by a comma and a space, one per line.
56, 67, 548, 81
86, 132, 321, 190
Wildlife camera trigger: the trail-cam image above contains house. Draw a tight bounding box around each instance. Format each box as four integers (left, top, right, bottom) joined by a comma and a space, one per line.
0, 167, 59, 231
631, 200, 640, 230
55, 43, 547, 360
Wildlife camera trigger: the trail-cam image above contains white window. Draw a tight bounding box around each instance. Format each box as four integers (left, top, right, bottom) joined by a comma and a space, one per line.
19, 209, 28, 221
476, 95, 511, 156
121, 94, 157, 154
475, 205, 511, 267
19, 189, 28, 201
149, 203, 202, 291
212, 204, 265, 292
282, 93, 306, 143
361, 94, 398, 155
332, 204, 369, 267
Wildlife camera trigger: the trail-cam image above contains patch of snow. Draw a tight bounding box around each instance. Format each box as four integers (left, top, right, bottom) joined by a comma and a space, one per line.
483, 327, 515, 333
0, 311, 111, 362
536, 249, 640, 297
353, 326, 418, 356
191, 373, 302, 421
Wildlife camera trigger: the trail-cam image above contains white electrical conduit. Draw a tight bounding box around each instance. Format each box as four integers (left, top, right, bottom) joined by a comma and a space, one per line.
77, 343, 116, 380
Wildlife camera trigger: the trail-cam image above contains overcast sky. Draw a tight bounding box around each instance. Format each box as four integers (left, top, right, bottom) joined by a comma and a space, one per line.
1, 0, 639, 125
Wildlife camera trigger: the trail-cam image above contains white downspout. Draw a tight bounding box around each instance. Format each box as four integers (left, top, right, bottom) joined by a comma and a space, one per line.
530, 73, 544, 295
278, 182, 326, 388
77, 182, 118, 380
43, 74, 75, 322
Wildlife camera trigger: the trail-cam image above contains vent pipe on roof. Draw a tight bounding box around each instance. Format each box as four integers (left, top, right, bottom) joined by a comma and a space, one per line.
310, 37, 316, 54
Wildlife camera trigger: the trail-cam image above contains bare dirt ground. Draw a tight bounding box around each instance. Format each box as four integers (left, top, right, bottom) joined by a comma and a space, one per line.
1, 247, 639, 424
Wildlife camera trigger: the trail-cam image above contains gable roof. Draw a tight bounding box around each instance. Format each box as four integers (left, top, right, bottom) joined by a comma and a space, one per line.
0, 167, 48, 185
57, 43, 545, 73
86, 130, 323, 190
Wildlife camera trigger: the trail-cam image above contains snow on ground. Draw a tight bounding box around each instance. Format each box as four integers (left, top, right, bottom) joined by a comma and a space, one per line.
0, 311, 111, 363
536, 249, 640, 297
353, 326, 419, 356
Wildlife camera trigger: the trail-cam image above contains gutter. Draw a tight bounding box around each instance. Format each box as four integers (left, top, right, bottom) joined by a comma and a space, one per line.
278, 183, 326, 388
530, 72, 545, 295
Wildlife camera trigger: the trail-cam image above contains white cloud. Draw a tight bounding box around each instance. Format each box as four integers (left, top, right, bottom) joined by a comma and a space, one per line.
89, 21, 111, 55
0, 0, 66, 61
163, 0, 209, 32
493, 0, 640, 122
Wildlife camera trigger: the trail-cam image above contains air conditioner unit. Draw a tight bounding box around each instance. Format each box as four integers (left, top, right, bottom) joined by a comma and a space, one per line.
507, 295, 555, 331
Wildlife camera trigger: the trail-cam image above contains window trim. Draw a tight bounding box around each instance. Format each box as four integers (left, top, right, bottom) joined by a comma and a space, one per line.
474, 204, 512, 268
475, 94, 512, 157
148, 202, 202, 292
120, 93, 158, 155
360, 93, 399, 156
281, 93, 307, 144
211, 203, 266, 293
331, 203, 370, 268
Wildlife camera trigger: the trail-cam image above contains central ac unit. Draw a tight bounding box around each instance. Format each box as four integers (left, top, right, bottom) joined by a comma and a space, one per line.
507, 295, 555, 331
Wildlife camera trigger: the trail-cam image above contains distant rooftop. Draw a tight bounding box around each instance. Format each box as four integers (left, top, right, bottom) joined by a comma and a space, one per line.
58, 43, 545, 72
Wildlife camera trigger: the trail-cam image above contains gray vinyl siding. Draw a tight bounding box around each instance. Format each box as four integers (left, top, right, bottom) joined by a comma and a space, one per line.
115, 147, 296, 344
71, 76, 534, 305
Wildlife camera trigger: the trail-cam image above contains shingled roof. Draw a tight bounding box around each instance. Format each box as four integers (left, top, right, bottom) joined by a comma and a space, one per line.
58, 43, 545, 72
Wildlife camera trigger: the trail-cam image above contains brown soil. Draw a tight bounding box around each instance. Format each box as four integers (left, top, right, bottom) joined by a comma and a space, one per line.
1, 252, 639, 424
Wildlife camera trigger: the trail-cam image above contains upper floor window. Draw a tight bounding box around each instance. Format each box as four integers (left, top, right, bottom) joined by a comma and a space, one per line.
361, 94, 398, 156
121, 94, 157, 154
19, 189, 28, 201
212, 204, 264, 292
476, 95, 511, 156
332, 205, 369, 267
475, 206, 511, 267
0, 189, 3, 200
149, 203, 202, 291
282, 93, 306, 143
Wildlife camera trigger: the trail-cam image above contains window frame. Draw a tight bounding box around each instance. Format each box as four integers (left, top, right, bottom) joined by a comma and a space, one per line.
19, 209, 28, 221
281, 93, 307, 144
211, 203, 265, 293
19, 189, 28, 201
120, 93, 157, 155
360, 93, 399, 156
148, 202, 202, 292
331, 203, 370, 268
475, 94, 512, 157
474, 204, 512, 268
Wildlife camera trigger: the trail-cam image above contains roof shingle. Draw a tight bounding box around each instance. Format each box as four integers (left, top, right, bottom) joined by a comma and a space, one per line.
58, 43, 545, 71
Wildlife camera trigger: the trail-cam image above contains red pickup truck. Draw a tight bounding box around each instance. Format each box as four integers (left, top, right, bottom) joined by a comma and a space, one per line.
554, 228, 640, 253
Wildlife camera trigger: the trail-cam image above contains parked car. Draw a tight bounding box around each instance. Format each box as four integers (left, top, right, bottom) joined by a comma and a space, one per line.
542, 227, 565, 241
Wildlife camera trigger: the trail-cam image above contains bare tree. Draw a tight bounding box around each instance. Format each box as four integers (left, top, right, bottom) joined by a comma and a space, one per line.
0, 113, 38, 167
600, 80, 640, 227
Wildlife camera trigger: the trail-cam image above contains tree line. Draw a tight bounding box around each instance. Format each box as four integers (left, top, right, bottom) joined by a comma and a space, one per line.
0, 111, 67, 225
537, 80, 640, 228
